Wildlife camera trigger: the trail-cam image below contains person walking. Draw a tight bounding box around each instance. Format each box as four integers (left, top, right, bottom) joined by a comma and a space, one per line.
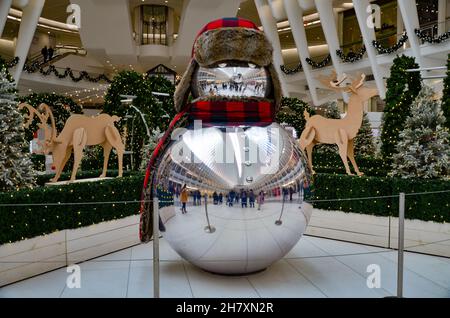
41, 46, 48, 63
249, 189, 255, 208
241, 190, 248, 208
180, 184, 188, 214
257, 190, 265, 211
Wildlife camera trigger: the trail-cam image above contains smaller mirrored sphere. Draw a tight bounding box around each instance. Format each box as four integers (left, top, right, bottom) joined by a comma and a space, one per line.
191, 64, 271, 99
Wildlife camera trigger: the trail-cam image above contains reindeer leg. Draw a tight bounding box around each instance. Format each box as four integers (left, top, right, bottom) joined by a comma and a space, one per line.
70, 128, 87, 181
105, 125, 125, 178
299, 126, 315, 150
51, 148, 72, 182
305, 141, 316, 174
100, 142, 112, 178
347, 139, 363, 176
335, 129, 353, 175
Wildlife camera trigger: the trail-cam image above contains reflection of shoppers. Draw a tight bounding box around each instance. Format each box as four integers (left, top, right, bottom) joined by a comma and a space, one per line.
180, 184, 188, 214
241, 190, 248, 208
257, 191, 264, 210
218, 193, 223, 204
249, 190, 255, 208
303, 179, 311, 200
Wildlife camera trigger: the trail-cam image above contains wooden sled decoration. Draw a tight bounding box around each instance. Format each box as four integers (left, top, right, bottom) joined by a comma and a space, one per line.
299, 73, 378, 176
19, 103, 125, 182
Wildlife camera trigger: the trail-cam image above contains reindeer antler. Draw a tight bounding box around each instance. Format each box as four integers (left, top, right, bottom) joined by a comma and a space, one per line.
38, 103, 58, 142
18, 103, 46, 128
329, 73, 347, 89
318, 70, 348, 91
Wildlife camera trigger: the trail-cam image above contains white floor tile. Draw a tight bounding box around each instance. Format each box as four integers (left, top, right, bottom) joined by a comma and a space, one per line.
126, 260, 192, 298
286, 257, 386, 298
0, 268, 67, 298
248, 260, 326, 298
379, 251, 450, 291
60, 261, 130, 298
130, 240, 182, 261
306, 236, 386, 256
184, 263, 259, 298
336, 251, 450, 298
1, 236, 449, 298
285, 236, 329, 259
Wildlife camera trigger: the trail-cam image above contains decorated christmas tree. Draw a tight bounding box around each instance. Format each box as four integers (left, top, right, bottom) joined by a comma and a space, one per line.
442, 54, 450, 130
391, 85, 449, 179
380, 55, 422, 161
140, 127, 162, 170
0, 70, 35, 191
354, 112, 376, 156
276, 97, 314, 137
103, 71, 175, 170
314, 100, 340, 154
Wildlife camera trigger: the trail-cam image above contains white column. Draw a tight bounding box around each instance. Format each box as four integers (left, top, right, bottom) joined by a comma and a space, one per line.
283, 0, 320, 105
396, 3, 404, 41
314, 0, 346, 100
353, 0, 386, 99
0, 0, 13, 37
12, 0, 45, 84
255, 0, 287, 96
397, 0, 424, 68
437, 0, 446, 35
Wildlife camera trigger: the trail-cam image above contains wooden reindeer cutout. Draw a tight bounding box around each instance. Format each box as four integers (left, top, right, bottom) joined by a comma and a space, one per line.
299, 72, 378, 176
19, 103, 125, 182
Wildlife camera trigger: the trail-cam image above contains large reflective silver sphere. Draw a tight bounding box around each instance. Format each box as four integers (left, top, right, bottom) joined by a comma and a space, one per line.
154, 122, 312, 274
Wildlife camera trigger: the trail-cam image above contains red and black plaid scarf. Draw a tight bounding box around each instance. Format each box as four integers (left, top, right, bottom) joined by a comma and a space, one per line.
139, 100, 275, 242
189, 100, 275, 125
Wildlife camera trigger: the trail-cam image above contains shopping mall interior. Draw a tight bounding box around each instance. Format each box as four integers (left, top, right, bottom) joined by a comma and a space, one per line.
0, 0, 449, 300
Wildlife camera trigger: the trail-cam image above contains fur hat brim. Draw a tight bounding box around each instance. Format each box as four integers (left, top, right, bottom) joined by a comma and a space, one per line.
194, 27, 273, 67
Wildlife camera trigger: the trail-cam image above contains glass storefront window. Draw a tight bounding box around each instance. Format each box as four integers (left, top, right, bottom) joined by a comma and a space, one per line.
140, 5, 168, 45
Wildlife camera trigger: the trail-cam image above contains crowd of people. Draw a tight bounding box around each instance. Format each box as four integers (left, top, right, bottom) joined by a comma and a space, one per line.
176, 177, 310, 214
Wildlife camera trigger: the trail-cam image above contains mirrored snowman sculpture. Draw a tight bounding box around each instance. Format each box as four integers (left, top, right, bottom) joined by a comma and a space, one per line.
141, 18, 312, 274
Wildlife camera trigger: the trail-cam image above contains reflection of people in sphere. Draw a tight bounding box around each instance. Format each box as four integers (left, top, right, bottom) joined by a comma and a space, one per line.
180, 184, 188, 214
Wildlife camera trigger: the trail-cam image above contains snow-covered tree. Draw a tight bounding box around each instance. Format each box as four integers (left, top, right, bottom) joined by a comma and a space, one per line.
354, 112, 376, 156
0, 70, 35, 191
391, 86, 449, 179
140, 127, 163, 170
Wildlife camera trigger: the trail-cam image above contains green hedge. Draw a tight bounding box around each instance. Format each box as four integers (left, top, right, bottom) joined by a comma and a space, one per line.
35, 169, 138, 186
311, 173, 450, 222
0, 174, 144, 245
312, 153, 389, 176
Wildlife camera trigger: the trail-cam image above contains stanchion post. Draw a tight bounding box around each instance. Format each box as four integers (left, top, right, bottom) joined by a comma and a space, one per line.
153, 197, 160, 298
397, 192, 405, 298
